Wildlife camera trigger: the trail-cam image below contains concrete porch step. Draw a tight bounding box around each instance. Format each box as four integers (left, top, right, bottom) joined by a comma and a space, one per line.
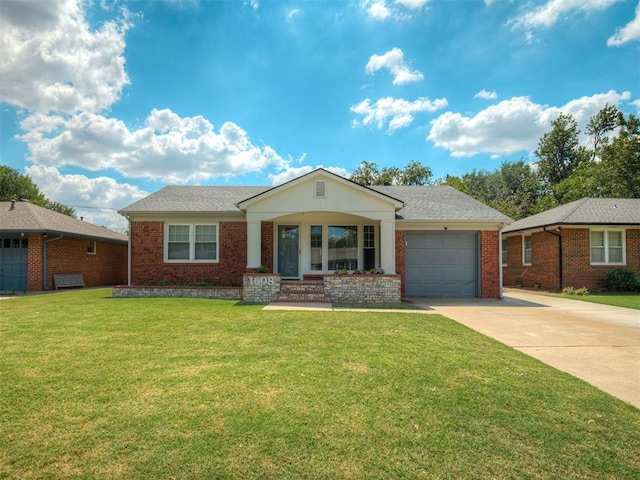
276, 281, 330, 302
273, 294, 331, 303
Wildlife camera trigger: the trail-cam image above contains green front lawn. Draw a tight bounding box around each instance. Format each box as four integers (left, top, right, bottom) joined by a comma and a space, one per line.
557, 292, 640, 310
1, 289, 639, 479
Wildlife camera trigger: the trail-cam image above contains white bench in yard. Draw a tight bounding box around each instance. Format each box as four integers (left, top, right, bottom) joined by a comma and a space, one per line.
53, 273, 86, 290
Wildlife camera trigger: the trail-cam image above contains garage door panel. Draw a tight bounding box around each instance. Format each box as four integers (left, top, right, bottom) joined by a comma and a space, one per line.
405, 231, 478, 297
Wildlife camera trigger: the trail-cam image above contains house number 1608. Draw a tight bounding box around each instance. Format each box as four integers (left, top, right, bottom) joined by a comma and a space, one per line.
249, 276, 275, 286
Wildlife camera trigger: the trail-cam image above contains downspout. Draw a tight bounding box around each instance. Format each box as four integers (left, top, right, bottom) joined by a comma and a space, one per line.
126, 217, 132, 286
43, 233, 64, 290
499, 223, 505, 299
543, 226, 562, 290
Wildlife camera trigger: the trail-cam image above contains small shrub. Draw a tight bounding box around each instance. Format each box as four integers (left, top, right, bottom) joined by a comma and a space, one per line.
562, 286, 589, 296
605, 269, 640, 292
256, 265, 270, 273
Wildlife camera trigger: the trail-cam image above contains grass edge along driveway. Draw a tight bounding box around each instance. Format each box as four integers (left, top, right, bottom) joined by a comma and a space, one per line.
1, 289, 639, 479
554, 291, 640, 310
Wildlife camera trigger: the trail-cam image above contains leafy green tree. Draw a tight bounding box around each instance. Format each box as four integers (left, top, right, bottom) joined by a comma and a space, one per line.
444, 160, 544, 219
0, 165, 76, 217
442, 174, 469, 194
397, 160, 432, 186
552, 160, 601, 203
350, 160, 432, 186
535, 113, 589, 196
598, 113, 640, 197
586, 104, 621, 160
349, 161, 380, 186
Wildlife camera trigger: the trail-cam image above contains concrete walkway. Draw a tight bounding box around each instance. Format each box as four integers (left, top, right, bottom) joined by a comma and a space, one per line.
412, 289, 640, 409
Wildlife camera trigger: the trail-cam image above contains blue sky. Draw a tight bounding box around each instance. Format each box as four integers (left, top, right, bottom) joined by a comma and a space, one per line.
1, 0, 639, 231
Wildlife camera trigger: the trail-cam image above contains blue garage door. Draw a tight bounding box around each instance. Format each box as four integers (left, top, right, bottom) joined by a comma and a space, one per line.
0, 237, 28, 291
405, 231, 478, 297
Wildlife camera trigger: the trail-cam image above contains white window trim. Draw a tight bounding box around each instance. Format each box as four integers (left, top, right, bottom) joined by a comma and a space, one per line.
590, 229, 626, 265
87, 240, 97, 255
522, 235, 532, 266
164, 223, 219, 263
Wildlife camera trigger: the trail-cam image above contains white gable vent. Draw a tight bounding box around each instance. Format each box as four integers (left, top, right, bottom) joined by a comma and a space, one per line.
315, 181, 326, 198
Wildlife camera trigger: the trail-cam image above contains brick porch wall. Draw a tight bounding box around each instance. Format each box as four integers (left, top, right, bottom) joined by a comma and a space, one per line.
27, 234, 127, 291
503, 228, 640, 290
130, 221, 247, 286
261, 222, 274, 271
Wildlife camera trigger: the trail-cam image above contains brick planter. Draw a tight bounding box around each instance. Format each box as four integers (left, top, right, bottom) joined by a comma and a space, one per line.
112, 285, 242, 300
243, 274, 281, 302
324, 275, 401, 304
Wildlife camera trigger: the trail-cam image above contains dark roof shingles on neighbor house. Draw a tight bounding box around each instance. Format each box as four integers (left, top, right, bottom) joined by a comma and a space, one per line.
119, 184, 512, 223
0, 201, 127, 243
503, 198, 640, 234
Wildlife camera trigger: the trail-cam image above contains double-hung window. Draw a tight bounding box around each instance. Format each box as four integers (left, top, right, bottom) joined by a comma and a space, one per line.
590, 230, 624, 265
523, 235, 532, 265
165, 223, 218, 262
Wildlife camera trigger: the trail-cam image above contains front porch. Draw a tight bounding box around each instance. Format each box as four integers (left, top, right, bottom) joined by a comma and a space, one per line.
113, 273, 401, 304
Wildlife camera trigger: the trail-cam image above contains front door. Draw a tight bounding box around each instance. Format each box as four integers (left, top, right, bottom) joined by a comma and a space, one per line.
277, 225, 299, 279
0, 237, 28, 291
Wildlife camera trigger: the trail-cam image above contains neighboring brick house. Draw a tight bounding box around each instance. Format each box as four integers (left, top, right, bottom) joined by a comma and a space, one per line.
0, 200, 128, 292
119, 168, 511, 299
502, 198, 640, 291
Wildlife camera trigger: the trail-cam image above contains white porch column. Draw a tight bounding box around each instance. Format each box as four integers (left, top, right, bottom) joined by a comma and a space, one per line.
246, 217, 261, 269
380, 219, 396, 274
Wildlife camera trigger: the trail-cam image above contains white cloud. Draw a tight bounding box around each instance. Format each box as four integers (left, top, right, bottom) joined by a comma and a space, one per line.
607, 1, 640, 46
474, 89, 498, 100
287, 8, 300, 21
427, 90, 630, 157
0, 0, 130, 114
509, 0, 620, 31
395, 0, 431, 9
364, 1, 391, 20
18, 109, 290, 183
351, 97, 448, 133
632, 99, 640, 111
366, 48, 424, 85
351, 96, 448, 132
361, 0, 430, 20
26, 165, 148, 232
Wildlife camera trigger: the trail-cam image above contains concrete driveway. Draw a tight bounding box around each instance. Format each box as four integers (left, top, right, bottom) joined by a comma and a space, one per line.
412, 288, 640, 409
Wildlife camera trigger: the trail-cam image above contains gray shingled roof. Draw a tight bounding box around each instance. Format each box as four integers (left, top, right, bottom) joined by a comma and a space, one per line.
119, 186, 269, 214
0, 201, 127, 243
119, 183, 511, 223
503, 198, 640, 233
373, 185, 512, 222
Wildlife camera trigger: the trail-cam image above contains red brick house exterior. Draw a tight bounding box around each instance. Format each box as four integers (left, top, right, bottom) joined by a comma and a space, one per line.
502, 198, 640, 291
1, 200, 127, 292
121, 169, 510, 299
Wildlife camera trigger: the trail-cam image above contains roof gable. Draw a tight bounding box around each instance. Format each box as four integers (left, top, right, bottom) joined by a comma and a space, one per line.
0, 201, 127, 243
236, 168, 404, 211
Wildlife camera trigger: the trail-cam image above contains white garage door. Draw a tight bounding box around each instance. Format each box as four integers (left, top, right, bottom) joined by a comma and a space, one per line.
405, 231, 479, 297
